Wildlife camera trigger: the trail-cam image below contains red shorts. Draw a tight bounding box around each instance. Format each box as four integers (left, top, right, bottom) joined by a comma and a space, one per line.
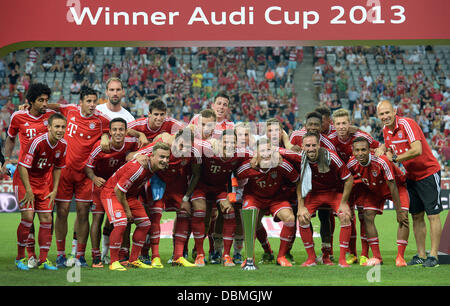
152, 191, 184, 212
101, 189, 149, 224
349, 183, 369, 210
304, 192, 343, 215
242, 194, 292, 222
363, 185, 410, 214
56, 167, 93, 203
13, 173, 53, 213
91, 185, 105, 214
191, 181, 228, 203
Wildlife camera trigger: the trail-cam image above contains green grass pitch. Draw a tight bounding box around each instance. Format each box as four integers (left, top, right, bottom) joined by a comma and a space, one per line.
0, 210, 449, 286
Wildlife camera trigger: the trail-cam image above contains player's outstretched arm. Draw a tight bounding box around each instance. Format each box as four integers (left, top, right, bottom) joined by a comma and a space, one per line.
127, 129, 149, 148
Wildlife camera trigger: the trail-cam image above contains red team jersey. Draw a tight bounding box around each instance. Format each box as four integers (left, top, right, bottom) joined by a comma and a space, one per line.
197, 142, 252, 187
7, 109, 56, 161
86, 137, 140, 180
236, 159, 299, 199
128, 117, 185, 142
103, 160, 154, 199
18, 132, 67, 184
59, 104, 110, 172
309, 150, 351, 193
289, 127, 336, 152
347, 154, 406, 198
383, 116, 441, 181
138, 138, 202, 184
328, 130, 380, 164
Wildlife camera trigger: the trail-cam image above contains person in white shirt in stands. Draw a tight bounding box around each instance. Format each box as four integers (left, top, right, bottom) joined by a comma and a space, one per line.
96, 77, 135, 123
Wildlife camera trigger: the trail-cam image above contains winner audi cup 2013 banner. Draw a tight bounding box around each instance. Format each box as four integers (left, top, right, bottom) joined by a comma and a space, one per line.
0, 0, 449, 55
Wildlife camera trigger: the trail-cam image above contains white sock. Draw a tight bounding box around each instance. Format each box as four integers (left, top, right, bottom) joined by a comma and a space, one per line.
101, 235, 110, 258
71, 239, 78, 257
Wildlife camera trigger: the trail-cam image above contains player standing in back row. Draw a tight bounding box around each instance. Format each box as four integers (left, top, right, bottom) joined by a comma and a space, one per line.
376, 100, 442, 267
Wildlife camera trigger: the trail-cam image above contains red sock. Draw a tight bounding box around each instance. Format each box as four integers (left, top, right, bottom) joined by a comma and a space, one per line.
173, 211, 190, 260
349, 216, 357, 256
367, 237, 382, 260
360, 220, 369, 257
16, 219, 33, 260
222, 211, 236, 256
56, 239, 66, 257
397, 240, 408, 258
278, 221, 295, 258
150, 209, 162, 259
256, 225, 272, 254
38, 222, 52, 263
299, 224, 316, 259
109, 221, 127, 263
192, 210, 206, 255
339, 224, 352, 261
76, 243, 86, 259
119, 247, 129, 260
129, 220, 151, 262
91, 248, 101, 259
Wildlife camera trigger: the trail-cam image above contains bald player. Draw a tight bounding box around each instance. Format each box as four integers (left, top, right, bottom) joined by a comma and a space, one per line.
376, 100, 442, 267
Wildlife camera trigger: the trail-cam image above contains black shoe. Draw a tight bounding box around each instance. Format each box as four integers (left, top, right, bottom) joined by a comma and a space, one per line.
422, 256, 439, 268
407, 254, 426, 266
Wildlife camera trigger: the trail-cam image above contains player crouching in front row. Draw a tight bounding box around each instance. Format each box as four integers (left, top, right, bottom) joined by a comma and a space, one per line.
296, 132, 354, 268
100, 142, 170, 271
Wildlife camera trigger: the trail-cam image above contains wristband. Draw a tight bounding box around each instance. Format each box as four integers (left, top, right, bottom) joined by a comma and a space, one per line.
182, 195, 189, 202
392, 154, 398, 163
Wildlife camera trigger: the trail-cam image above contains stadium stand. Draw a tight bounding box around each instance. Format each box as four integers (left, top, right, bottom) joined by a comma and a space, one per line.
0, 45, 448, 176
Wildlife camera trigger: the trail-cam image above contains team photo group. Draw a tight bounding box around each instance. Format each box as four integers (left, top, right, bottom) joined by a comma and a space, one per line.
1, 46, 447, 274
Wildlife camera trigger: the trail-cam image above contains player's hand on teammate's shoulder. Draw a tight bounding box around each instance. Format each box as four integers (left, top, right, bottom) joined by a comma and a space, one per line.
135, 153, 149, 168
18, 103, 30, 111
100, 134, 111, 153
138, 133, 149, 148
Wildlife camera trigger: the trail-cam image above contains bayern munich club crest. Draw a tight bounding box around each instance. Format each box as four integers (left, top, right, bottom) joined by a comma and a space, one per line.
372, 170, 378, 177
271, 171, 278, 179
55, 151, 61, 158
398, 132, 403, 138
89, 122, 96, 129
43, 120, 48, 126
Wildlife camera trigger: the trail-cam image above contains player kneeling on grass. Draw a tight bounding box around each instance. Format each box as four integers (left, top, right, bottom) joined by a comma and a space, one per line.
15, 113, 67, 270
347, 137, 410, 267
296, 132, 354, 268
100, 142, 170, 271
237, 137, 299, 267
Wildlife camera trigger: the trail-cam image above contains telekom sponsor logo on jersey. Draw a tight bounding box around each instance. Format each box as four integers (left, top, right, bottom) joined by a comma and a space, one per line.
67, 122, 78, 137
